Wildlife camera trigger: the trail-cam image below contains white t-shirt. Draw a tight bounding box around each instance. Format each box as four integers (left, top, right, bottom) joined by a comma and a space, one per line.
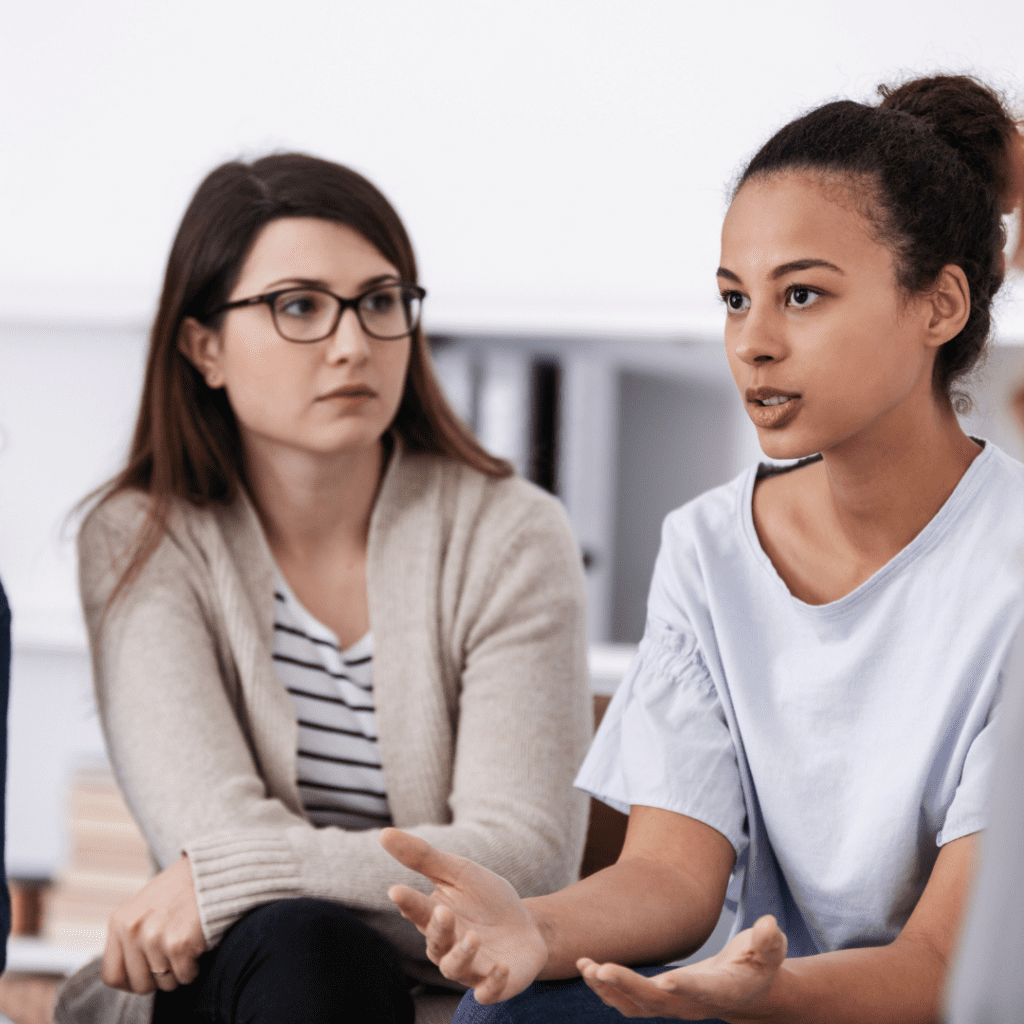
577, 441, 1024, 957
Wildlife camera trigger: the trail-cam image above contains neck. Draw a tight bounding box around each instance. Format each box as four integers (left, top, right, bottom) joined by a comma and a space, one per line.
242, 436, 386, 560
815, 394, 981, 560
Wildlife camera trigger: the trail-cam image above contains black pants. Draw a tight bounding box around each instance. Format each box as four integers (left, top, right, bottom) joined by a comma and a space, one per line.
152, 898, 415, 1023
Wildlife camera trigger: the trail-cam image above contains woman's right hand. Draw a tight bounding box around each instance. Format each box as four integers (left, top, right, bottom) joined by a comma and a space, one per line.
380, 828, 548, 1004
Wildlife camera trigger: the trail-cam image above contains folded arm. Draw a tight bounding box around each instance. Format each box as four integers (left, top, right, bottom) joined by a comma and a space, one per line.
79, 487, 590, 981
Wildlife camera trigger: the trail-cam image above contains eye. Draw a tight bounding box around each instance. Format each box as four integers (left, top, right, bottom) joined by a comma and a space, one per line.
786, 286, 822, 308
720, 291, 750, 313
360, 287, 398, 315
276, 290, 326, 319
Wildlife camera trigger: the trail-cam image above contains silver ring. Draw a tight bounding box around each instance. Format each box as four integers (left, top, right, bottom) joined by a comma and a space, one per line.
152, 969, 173, 977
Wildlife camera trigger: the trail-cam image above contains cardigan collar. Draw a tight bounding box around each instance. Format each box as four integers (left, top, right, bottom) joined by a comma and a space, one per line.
209, 437, 456, 826
211, 434, 412, 649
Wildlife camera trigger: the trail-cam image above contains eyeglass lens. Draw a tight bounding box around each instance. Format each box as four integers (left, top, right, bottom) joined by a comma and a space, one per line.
272, 285, 421, 342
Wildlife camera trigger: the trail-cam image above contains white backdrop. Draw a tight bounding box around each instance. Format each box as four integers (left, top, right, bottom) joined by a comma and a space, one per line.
2, 0, 1023, 333
2, 0, 1024, 880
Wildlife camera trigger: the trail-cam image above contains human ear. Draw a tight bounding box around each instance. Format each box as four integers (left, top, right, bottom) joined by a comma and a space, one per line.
923, 265, 970, 349
178, 317, 226, 388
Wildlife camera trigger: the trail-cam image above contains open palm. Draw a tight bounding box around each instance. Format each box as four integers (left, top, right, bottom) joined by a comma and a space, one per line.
380, 828, 548, 1003
578, 915, 787, 1020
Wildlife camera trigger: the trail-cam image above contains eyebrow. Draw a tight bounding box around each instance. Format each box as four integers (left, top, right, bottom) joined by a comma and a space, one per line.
716, 258, 845, 283
262, 273, 400, 292
771, 259, 844, 279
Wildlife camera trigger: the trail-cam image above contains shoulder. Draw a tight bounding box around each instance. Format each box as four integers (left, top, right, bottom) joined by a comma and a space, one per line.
77, 488, 258, 614
642, 468, 759, 620
78, 488, 222, 563
78, 488, 152, 543
973, 441, 1024, 502
661, 466, 755, 554
946, 442, 1024, 549
374, 450, 585, 626
384, 447, 577, 550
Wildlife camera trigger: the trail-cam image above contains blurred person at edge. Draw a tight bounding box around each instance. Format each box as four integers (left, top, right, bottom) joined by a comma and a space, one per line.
947, 131, 1024, 1024
0, 578, 10, 970
53, 154, 590, 1024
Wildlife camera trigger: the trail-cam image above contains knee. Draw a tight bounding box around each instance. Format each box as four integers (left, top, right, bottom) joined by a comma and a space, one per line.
452, 989, 519, 1024
220, 899, 412, 1018
229, 898, 384, 969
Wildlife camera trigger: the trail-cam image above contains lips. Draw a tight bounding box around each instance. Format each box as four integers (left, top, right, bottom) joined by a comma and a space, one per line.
746, 386, 800, 406
744, 386, 801, 429
317, 385, 377, 401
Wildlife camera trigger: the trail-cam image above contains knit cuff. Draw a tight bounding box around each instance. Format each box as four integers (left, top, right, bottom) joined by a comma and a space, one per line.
185, 834, 304, 948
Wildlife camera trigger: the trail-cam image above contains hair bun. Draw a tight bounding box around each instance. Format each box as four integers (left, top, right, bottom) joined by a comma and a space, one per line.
878, 75, 1018, 204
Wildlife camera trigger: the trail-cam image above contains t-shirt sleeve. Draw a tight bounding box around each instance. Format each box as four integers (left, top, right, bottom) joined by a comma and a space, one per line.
936, 659, 1007, 848
936, 711, 999, 847
575, 616, 748, 857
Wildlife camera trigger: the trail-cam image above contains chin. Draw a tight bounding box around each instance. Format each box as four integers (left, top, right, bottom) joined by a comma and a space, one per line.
755, 430, 821, 463
312, 419, 392, 453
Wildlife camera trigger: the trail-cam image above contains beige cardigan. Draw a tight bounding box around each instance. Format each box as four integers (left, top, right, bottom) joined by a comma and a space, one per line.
56, 443, 590, 1023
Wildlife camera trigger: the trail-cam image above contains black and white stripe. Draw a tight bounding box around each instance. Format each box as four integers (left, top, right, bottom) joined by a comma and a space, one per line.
272, 575, 391, 831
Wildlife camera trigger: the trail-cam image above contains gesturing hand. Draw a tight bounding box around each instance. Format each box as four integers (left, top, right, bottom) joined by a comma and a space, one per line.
102, 854, 206, 995
578, 915, 787, 1021
380, 828, 548, 1004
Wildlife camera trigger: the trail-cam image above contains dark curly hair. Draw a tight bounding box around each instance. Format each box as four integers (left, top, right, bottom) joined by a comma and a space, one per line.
737, 75, 1021, 413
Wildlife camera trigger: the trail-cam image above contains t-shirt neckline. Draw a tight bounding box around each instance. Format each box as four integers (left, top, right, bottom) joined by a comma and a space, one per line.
273, 566, 371, 659
740, 439, 993, 616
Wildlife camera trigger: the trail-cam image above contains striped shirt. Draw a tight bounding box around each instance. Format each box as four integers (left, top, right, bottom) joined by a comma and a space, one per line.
272, 571, 392, 830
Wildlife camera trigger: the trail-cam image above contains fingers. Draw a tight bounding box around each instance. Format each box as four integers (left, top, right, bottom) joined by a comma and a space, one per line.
442, 933, 507, 1006
748, 914, 787, 968
163, 929, 204, 988
472, 962, 511, 1006
102, 910, 203, 994
103, 912, 158, 995
578, 960, 649, 1017
148, 964, 179, 992
438, 928, 480, 983
388, 883, 437, 931
425, 905, 457, 963
101, 929, 130, 991
119, 925, 159, 995
431, 929, 509, 1003
379, 828, 465, 885
168, 955, 200, 988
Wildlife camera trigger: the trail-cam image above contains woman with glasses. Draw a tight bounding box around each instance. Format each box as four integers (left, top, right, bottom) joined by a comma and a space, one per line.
55, 154, 590, 1024
382, 75, 1024, 1024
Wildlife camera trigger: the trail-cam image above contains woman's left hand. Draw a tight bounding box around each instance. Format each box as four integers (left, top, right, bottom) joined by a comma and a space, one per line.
102, 854, 206, 994
577, 915, 787, 1021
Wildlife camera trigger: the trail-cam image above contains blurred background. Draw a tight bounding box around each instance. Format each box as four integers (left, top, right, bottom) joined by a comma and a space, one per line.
1, 0, 1023, 994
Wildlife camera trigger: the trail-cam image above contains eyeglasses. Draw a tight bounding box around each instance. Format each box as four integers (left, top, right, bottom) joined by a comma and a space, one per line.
208, 281, 426, 342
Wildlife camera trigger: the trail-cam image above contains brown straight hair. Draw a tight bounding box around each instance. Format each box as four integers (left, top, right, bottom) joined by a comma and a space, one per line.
97, 153, 511, 600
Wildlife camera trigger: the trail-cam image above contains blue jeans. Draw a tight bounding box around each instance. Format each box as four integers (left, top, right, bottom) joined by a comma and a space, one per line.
452, 966, 725, 1023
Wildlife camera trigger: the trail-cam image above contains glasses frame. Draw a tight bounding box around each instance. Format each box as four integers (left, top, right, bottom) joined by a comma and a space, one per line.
207, 280, 427, 342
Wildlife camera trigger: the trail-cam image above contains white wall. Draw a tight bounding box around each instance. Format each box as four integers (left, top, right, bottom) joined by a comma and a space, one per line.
0, 324, 147, 647
3, 0, 1024, 877
1, 0, 1022, 334
3, 0, 1024, 633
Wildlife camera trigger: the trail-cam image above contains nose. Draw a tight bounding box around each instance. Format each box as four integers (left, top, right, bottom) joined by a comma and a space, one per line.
728, 300, 788, 368
324, 307, 372, 364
